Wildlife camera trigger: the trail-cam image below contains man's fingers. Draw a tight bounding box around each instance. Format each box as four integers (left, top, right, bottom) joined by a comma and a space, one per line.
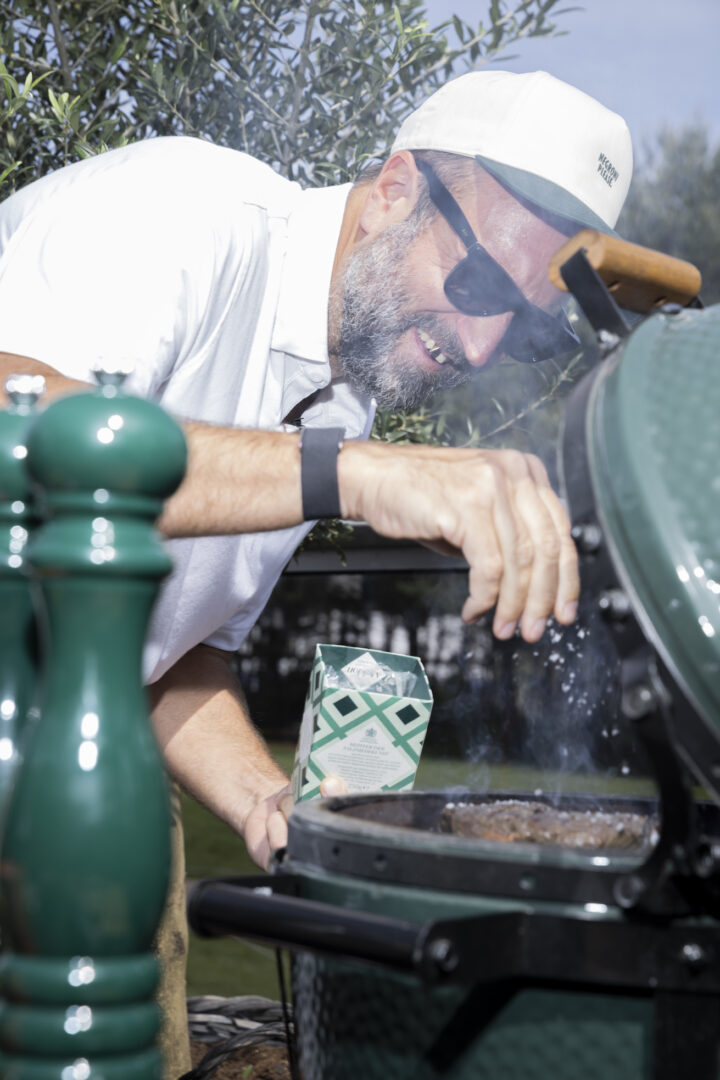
244, 818, 271, 871
460, 452, 577, 639
243, 783, 293, 870
267, 786, 294, 853
277, 788, 296, 819
461, 522, 504, 624
460, 453, 546, 635
526, 456, 580, 626
320, 775, 348, 797
263, 780, 347, 861
262, 780, 349, 865
487, 455, 538, 638
266, 807, 289, 854
263, 780, 349, 861
512, 477, 562, 642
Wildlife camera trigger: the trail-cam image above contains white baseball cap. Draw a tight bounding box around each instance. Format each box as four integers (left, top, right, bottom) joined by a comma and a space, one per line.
391, 70, 633, 233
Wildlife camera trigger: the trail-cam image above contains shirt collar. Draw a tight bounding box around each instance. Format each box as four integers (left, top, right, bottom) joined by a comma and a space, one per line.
271, 182, 352, 366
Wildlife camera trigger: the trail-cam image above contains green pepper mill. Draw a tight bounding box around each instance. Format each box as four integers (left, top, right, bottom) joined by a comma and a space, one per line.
0, 375, 44, 819
0, 367, 187, 1079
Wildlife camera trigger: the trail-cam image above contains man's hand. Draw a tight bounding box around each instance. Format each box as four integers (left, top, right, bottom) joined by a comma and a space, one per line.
339, 441, 578, 643
244, 776, 347, 871
244, 782, 295, 871
150, 645, 291, 865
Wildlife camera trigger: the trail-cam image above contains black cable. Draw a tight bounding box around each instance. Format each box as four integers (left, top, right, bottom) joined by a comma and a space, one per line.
179, 1023, 288, 1079
276, 947, 301, 1080
179, 995, 295, 1079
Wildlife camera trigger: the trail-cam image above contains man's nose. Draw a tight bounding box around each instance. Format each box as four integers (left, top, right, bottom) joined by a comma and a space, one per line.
456, 313, 512, 367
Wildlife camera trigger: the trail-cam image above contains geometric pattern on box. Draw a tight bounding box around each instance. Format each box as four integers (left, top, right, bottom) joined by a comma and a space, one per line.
320, 690, 373, 734
311, 703, 342, 743
406, 728, 428, 758
396, 703, 420, 725
293, 644, 433, 802
383, 697, 432, 734
334, 694, 358, 717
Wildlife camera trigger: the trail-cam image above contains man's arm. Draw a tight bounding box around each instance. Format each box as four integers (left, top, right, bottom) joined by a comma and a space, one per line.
0, 352, 89, 398
148, 643, 292, 870
0, 350, 578, 640
161, 426, 577, 642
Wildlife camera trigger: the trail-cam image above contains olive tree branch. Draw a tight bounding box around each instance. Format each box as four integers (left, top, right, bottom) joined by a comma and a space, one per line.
328, 28, 491, 156
282, 0, 321, 174
472, 354, 585, 445
46, 0, 73, 91
158, 23, 287, 128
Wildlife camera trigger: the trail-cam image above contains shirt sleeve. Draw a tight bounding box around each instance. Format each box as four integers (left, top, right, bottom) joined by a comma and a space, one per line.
0, 141, 247, 399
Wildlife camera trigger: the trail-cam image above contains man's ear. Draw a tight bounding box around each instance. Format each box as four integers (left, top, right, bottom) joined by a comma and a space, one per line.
357, 151, 422, 240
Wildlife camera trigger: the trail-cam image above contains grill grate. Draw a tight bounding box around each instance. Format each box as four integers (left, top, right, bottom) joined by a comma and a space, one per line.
440, 798, 657, 850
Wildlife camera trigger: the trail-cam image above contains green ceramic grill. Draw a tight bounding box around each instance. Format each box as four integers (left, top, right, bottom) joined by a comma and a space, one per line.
190, 253, 720, 1080
577, 306, 720, 792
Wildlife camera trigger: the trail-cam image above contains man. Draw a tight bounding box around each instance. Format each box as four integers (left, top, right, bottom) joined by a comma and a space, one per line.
0, 68, 631, 863
0, 68, 632, 1074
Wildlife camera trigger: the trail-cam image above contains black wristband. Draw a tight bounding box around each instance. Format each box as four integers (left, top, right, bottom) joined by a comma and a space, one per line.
299, 426, 345, 520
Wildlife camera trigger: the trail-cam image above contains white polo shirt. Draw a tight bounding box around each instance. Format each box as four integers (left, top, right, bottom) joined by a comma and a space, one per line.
0, 137, 374, 682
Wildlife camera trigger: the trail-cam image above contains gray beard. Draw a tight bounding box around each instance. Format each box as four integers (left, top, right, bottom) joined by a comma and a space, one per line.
337, 217, 472, 411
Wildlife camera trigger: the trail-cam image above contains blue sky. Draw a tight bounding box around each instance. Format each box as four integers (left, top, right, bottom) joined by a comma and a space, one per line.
424, 0, 720, 151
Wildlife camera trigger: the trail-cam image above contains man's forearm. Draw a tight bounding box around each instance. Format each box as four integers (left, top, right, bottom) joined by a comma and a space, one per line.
148, 644, 288, 841
0, 350, 580, 639
0, 352, 90, 400
0, 351, 306, 538
158, 422, 304, 536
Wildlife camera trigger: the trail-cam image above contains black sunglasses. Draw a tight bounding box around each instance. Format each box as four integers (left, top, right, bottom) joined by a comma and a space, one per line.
414, 157, 580, 364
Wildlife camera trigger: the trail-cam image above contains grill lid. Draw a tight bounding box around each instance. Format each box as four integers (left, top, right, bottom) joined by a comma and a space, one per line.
568, 304, 720, 798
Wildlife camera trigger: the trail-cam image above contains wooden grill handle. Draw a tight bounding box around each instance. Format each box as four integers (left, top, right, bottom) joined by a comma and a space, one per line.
548, 229, 702, 313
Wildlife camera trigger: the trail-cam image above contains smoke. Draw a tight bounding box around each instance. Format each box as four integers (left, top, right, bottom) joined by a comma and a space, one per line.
515, 602, 622, 802
445, 594, 635, 802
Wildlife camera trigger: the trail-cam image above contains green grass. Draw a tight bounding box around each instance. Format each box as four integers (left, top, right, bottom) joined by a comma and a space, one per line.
184, 744, 659, 998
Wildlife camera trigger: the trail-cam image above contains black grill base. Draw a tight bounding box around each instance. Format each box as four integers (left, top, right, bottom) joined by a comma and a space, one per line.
293, 953, 659, 1080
